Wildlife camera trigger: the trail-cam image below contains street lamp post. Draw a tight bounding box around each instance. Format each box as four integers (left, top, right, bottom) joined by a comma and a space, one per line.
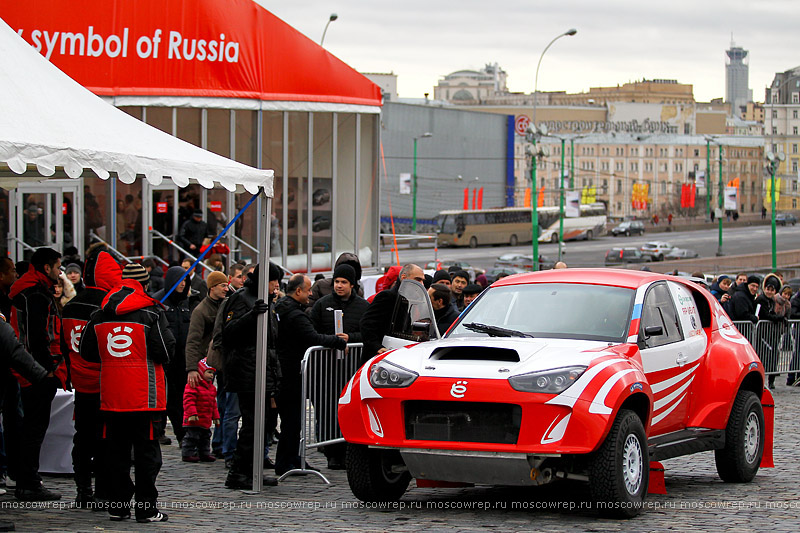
411, 132, 432, 234
705, 139, 711, 221
558, 137, 566, 261
766, 152, 786, 270
530, 28, 577, 270
717, 144, 724, 256
320, 13, 338, 46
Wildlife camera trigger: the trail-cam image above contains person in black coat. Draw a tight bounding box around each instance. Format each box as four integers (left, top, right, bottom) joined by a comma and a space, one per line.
274, 274, 346, 476
153, 266, 193, 444
755, 274, 786, 388
360, 264, 425, 362
177, 210, 210, 253
309, 264, 369, 469
726, 275, 760, 323
221, 263, 282, 490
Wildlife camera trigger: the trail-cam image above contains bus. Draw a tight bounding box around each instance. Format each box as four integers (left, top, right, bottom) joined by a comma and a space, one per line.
436, 203, 606, 248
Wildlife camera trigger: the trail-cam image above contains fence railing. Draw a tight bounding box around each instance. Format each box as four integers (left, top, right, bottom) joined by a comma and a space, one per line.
732, 320, 800, 381
278, 343, 364, 484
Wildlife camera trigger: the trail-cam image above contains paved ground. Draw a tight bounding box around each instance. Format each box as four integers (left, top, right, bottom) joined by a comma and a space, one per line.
2, 382, 799, 532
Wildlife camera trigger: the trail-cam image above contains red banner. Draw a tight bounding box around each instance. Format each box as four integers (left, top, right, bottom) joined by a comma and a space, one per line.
1, 0, 381, 106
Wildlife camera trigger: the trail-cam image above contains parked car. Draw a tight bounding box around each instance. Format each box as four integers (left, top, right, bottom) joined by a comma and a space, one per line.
312, 188, 331, 206
640, 241, 674, 261
665, 248, 699, 260
312, 215, 331, 232
339, 271, 772, 517
484, 266, 526, 284
611, 220, 645, 237
495, 253, 554, 271
424, 260, 484, 280
605, 247, 652, 265
775, 213, 797, 226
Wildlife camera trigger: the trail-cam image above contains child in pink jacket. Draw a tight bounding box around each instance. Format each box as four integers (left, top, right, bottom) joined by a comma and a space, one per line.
182, 358, 220, 462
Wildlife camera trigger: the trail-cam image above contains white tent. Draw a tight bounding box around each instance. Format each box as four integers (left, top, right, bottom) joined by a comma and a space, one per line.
0, 16, 275, 491
0, 17, 273, 194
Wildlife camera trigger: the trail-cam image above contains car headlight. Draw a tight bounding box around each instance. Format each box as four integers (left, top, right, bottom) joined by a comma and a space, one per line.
508, 366, 586, 394
369, 360, 419, 388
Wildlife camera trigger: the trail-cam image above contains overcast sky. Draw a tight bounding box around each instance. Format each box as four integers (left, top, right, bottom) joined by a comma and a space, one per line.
263, 0, 798, 103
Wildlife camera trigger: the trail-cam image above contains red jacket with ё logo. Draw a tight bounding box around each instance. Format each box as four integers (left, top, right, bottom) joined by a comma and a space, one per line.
80, 279, 175, 412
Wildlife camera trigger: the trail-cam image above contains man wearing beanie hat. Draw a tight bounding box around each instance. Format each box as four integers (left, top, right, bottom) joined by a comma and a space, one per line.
80, 257, 175, 522
432, 269, 451, 287
728, 274, 761, 323
309, 264, 369, 469
65, 263, 85, 294
221, 263, 282, 489
185, 270, 229, 458
450, 270, 470, 312
307, 253, 363, 312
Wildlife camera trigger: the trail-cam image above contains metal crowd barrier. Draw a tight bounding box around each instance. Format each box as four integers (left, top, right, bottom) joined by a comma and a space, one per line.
732, 320, 800, 382
278, 343, 364, 484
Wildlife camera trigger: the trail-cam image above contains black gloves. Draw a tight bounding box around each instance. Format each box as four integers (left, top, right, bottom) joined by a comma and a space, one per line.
253, 299, 269, 314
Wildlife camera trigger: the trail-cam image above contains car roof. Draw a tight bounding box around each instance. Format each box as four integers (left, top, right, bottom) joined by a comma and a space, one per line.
492, 268, 671, 290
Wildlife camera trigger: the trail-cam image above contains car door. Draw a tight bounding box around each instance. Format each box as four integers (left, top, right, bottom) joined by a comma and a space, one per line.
382, 280, 441, 351
638, 281, 698, 435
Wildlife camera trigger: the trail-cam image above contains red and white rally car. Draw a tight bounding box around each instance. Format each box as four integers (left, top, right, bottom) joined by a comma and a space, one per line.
338, 269, 773, 517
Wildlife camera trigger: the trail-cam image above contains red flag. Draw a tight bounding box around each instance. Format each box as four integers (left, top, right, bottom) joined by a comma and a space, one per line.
478, 187, 484, 210
463, 188, 469, 210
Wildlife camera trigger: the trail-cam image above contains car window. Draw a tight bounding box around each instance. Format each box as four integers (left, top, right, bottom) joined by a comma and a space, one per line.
449, 283, 635, 342
639, 282, 683, 348
388, 280, 440, 342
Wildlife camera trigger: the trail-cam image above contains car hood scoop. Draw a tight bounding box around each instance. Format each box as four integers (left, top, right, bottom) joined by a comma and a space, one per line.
430, 346, 520, 362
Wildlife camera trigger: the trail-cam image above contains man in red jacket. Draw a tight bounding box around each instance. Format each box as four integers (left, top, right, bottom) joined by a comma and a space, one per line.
9, 247, 63, 502
80, 263, 175, 523
61, 245, 122, 508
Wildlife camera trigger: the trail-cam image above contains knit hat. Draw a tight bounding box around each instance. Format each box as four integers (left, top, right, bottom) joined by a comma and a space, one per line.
198, 357, 215, 374
432, 270, 451, 284
206, 271, 228, 289
122, 263, 150, 284
332, 264, 356, 286
192, 209, 203, 217
463, 283, 482, 295
747, 275, 761, 286
717, 275, 730, 283
269, 262, 283, 282
65, 263, 81, 275
452, 270, 470, 282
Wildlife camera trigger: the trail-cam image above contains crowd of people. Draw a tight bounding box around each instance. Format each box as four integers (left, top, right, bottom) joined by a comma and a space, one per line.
4, 242, 798, 529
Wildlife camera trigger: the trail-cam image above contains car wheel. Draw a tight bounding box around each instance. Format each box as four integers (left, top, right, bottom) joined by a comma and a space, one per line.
346, 444, 411, 502
656, 254, 663, 262
509, 234, 518, 246
551, 234, 559, 244
714, 390, 764, 483
588, 409, 648, 518
586, 230, 593, 240
625, 230, 630, 237
469, 236, 478, 248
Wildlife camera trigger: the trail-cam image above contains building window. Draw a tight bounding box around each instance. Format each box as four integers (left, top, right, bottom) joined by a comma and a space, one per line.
795, 127, 799, 135
660, 163, 668, 172
794, 199, 798, 209
694, 149, 700, 157
617, 179, 622, 193
773, 127, 778, 135
645, 162, 653, 172
793, 160, 799, 173
630, 162, 638, 171
675, 163, 683, 172
794, 110, 799, 119
661, 182, 667, 194
616, 162, 624, 172
793, 92, 800, 104
793, 144, 798, 154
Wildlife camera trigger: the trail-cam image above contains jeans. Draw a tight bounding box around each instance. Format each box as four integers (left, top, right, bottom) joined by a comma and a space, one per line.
182, 427, 211, 458
221, 391, 240, 458
211, 372, 227, 454
18, 381, 57, 489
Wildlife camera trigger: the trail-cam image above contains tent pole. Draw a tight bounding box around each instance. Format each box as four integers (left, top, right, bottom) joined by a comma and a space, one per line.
253, 189, 272, 491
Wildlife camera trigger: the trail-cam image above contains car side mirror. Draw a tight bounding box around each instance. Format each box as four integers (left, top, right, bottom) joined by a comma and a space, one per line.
412, 320, 431, 342
644, 325, 664, 337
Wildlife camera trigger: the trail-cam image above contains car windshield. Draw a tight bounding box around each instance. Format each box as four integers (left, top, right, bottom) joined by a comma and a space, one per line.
449, 283, 635, 342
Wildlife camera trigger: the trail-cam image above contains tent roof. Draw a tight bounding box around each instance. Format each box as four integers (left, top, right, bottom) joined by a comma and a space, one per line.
0, 18, 272, 194
1, 0, 382, 107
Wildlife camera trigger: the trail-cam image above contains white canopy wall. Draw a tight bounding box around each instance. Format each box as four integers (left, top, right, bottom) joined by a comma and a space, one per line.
0, 16, 275, 491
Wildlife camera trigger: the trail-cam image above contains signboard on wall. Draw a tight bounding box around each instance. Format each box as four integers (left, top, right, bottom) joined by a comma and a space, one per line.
156, 202, 168, 213
724, 186, 738, 211
1, 0, 382, 105
209, 201, 222, 212
399, 173, 411, 195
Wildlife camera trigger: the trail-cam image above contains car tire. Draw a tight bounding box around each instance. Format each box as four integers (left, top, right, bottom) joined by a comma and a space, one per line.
469, 236, 478, 248
714, 390, 764, 483
625, 230, 630, 237
509, 234, 518, 246
346, 444, 411, 503
656, 254, 663, 262
551, 234, 558, 244
588, 409, 648, 518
